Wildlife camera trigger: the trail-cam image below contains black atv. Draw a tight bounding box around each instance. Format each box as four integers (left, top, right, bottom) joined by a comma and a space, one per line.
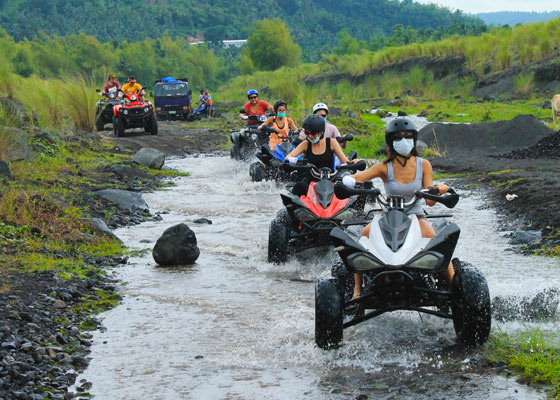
314, 183, 491, 349
95, 88, 122, 131
230, 113, 270, 161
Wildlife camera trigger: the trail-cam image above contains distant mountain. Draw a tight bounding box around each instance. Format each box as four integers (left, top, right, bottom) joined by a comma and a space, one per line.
0, 0, 484, 60
475, 11, 560, 26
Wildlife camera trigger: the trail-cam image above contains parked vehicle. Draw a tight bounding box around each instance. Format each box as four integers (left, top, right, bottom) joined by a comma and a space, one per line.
113, 88, 158, 137
314, 183, 491, 350
267, 160, 367, 264
95, 87, 122, 131
151, 77, 191, 120
188, 100, 210, 121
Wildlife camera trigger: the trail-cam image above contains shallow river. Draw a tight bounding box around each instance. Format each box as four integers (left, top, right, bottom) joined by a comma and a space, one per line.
77, 155, 559, 399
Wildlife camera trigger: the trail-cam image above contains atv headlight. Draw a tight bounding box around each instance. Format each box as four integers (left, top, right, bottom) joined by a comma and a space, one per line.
144, 107, 149, 113
294, 208, 317, 221
347, 253, 384, 272
407, 252, 443, 271
123, 109, 129, 115
332, 210, 354, 220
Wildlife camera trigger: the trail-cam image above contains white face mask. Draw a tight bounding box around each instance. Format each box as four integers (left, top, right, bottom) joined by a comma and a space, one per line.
393, 138, 414, 156
307, 136, 320, 144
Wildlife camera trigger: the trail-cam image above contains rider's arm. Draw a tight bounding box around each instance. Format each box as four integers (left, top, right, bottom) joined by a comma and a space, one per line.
422, 159, 448, 206
286, 141, 308, 159
258, 117, 273, 130
288, 118, 298, 130
330, 139, 350, 164
352, 163, 386, 182
239, 107, 248, 120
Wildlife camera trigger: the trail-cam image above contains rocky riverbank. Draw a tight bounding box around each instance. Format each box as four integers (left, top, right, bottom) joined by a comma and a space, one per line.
0, 120, 228, 399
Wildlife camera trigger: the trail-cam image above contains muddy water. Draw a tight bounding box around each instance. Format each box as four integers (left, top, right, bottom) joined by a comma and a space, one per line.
78, 155, 558, 399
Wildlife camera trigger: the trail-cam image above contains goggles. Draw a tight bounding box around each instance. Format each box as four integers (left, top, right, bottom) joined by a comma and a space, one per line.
392, 132, 415, 141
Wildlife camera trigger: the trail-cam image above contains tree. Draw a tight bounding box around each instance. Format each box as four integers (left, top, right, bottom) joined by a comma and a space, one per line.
246, 19, 300, 71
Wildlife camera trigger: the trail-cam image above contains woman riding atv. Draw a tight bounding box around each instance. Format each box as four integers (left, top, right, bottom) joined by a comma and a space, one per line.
286, 114, 355, 196
342, 117, 452, 299
257, 100, 298, 151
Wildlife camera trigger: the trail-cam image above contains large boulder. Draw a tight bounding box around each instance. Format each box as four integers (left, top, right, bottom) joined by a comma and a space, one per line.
4, 128, 34, 161
0, 98, 36, 127
133, 148, 166, 169
153, 223, 200, 266
93, 189, 148, 211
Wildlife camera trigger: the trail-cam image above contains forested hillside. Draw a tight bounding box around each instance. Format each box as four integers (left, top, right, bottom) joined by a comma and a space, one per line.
476, 11, 560, 26
0, 0, 484, 60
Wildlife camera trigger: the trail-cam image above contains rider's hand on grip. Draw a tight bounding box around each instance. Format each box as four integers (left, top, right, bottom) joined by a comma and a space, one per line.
342, 176, 356, 189
288, 156, 298, 165
242, 116, 248, 120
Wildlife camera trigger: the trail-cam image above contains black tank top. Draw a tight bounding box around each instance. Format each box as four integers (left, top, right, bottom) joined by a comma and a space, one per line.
305, 137, 334, 170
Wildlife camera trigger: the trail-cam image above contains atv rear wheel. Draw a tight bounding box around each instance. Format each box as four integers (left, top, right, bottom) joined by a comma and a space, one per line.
147, 114, 158, 135
267, 210, 291, 264
113, 117, 125, 137
315, 278, 343, 349
95, 116, 104, 131
249, 162, 265, 182
451, 259, 491, 345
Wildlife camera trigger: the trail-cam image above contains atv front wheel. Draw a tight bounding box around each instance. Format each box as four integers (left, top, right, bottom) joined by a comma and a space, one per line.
315, 278, 343, 349
249, 162, 265, 182
451, 259, 491, 345
95, 116, 104, 131
147, 114, 158, 135
332, 262, 354, 303
113, 117, 125, 137
267, 210, 291, 264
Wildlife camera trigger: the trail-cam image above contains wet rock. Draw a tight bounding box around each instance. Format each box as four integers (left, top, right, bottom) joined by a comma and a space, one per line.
193, 218, 212, 225
81, 218, 122, 242
397, 110, 407, 116
508, 230, 541, 245
542, 100, 552, 109
94, 189, 149, 212
133, 148, 166, 169
0, 159, 12, 180
153, 223, 200, 266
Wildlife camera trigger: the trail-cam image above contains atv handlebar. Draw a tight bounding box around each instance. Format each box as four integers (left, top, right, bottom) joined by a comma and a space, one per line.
336, 133, 354, 143
284, 160, 366, 180
334, 184, 459, 209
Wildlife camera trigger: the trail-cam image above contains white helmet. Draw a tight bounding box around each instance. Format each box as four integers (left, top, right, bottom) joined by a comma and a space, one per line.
312, 103, 329, 114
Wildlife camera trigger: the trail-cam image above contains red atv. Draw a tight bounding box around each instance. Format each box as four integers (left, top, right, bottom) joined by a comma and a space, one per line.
268, 160, 367, 264
113, 87, 158, 137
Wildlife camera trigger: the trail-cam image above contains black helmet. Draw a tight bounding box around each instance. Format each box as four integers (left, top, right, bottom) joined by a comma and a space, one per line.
273, 100, 287, 113
385, 117, 418, 145
302, 114, 325, 133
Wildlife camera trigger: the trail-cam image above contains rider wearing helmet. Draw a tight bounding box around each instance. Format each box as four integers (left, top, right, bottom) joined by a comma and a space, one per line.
240, 89, 273, 124
299, 102, 344, 146
257, 100, 298, 151
342, 117, 451, 298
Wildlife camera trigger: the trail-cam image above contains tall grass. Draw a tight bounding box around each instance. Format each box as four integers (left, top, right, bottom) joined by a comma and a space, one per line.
514, 73, 535, 97
60, 74, 98, 131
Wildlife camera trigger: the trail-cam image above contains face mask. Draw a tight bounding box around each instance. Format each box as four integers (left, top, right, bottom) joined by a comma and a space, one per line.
277, 112, 286, 118
307, 136, 320, 144
393, 138, 414, 156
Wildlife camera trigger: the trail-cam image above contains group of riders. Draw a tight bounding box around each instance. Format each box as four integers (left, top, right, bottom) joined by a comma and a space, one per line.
240, 89, 451, 298
101, 75, 214, 116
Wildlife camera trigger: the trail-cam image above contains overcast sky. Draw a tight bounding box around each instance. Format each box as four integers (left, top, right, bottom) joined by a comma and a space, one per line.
414, 0, 559, 14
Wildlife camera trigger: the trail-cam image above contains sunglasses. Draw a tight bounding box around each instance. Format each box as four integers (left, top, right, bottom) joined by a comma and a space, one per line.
392, 132, 415, 141
304, 129, 320, 137
248, 96, 258, 99
317, 114, 327, 118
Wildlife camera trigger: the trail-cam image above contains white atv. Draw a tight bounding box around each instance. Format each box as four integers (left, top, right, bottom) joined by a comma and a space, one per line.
315, 183, 491, 350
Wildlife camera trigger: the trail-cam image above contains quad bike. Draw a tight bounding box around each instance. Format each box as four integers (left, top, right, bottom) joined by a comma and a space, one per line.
112, 87, 158, 137
314, 183, 491, 350
187, 100, 211, 121
267, 160, 367, 264
230, 113, 270, 161
95, 87, 122, 131
250, 132, 356, 183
